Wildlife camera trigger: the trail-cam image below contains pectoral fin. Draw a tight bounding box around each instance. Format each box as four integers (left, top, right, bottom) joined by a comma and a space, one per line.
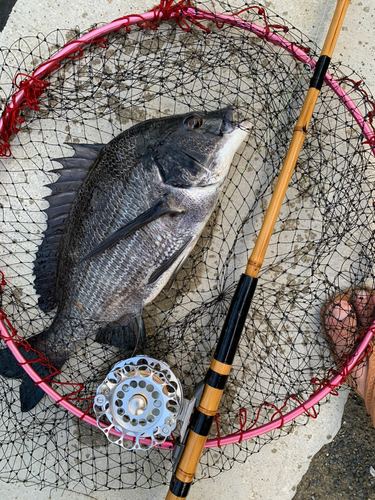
80, 198, 185, 264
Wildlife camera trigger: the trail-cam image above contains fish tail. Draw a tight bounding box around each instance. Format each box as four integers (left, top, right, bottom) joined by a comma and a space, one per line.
0, 331, 66, 412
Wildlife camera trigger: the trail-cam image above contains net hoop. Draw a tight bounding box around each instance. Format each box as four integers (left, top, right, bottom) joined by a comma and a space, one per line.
0, 4, 374, 450
1, 7, 375, 157
1, 316, 374, 447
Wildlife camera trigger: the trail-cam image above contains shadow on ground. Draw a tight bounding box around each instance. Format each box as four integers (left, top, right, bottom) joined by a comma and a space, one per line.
294, 392, 375, 500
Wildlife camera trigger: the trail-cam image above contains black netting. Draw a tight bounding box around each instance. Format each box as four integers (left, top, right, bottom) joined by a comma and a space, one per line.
0, 1, 374, 493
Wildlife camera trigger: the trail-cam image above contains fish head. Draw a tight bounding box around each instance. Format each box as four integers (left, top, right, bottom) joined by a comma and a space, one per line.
146, 107, 251, 188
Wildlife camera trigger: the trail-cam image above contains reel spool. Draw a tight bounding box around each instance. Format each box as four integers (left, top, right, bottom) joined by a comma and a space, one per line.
94, 356, 183, 450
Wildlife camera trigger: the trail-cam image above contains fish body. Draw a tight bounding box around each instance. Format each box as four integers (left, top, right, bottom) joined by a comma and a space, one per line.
0, 107, 250, 410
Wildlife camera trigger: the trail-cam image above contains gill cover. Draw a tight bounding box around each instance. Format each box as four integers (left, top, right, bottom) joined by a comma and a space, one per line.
150, 106, 234, 188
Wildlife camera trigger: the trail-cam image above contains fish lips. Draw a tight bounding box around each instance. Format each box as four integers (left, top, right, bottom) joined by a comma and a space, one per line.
220, 106, 234, 134
220, 106, 252, 135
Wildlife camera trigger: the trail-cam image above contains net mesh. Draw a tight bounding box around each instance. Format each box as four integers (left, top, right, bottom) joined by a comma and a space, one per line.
0, 1, 375, 493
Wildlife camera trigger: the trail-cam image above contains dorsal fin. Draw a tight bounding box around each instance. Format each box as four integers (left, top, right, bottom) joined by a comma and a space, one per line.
34, 143, 106, 312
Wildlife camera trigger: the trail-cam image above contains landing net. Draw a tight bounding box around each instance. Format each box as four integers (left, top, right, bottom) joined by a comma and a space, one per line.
0, 0, 374, 492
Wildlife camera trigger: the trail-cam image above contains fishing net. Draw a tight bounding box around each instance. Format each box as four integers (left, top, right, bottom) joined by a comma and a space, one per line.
0, 0, 375, 493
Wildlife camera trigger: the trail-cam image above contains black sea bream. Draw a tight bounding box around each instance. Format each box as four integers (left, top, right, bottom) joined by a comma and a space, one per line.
0, 107, 250, 410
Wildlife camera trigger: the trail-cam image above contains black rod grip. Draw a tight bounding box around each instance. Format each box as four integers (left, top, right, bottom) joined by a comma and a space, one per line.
214, 274, 257, 365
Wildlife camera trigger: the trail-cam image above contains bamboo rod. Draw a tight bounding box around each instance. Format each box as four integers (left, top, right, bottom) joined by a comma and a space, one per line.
246, 0, 350, 278
246, 87, 318, 277
165, 1, 351, 499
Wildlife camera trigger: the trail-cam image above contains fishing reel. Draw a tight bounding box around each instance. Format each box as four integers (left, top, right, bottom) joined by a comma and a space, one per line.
94, 356, 186, 450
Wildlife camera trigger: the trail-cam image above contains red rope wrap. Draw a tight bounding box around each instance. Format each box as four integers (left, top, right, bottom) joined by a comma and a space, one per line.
0, 37, 108, 157
337, 77, 375, 147
0, 273, 88, 403
0, 1, 298, 157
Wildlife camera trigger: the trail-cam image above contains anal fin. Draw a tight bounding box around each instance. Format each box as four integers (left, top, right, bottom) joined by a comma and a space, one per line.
0, 332, 66, 412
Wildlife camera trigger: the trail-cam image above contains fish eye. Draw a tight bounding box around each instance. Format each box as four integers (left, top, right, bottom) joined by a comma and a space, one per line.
183, 115, 202, 131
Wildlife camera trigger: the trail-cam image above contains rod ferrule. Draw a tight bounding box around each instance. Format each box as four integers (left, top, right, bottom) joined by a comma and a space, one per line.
169, 476, 191, 498
310, 55, 331, 90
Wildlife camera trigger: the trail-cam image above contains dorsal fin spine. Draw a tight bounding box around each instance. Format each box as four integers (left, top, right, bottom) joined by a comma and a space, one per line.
33, 143, 105, 312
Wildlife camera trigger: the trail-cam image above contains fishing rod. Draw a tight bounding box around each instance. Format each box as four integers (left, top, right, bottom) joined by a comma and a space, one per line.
165, 0, 351, 498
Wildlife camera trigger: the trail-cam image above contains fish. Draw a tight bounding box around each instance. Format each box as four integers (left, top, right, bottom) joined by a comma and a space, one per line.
0, 106, 251, 411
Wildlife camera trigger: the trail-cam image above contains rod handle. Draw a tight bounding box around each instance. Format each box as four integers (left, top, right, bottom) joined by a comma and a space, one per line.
165, 276, 257, 499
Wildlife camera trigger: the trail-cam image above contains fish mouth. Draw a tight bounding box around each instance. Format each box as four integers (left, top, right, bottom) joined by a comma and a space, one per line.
220, 106, 252, 135
220, 106, 234, 134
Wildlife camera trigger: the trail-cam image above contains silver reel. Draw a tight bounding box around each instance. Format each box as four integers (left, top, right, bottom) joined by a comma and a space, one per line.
94, 356, 183, 450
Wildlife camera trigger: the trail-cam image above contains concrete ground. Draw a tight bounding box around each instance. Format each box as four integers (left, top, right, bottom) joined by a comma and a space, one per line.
294, 392, 375, 500
0, 0, 374, 499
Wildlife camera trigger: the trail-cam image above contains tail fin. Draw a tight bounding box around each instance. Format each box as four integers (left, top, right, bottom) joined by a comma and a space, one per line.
0, 333, 65, 412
